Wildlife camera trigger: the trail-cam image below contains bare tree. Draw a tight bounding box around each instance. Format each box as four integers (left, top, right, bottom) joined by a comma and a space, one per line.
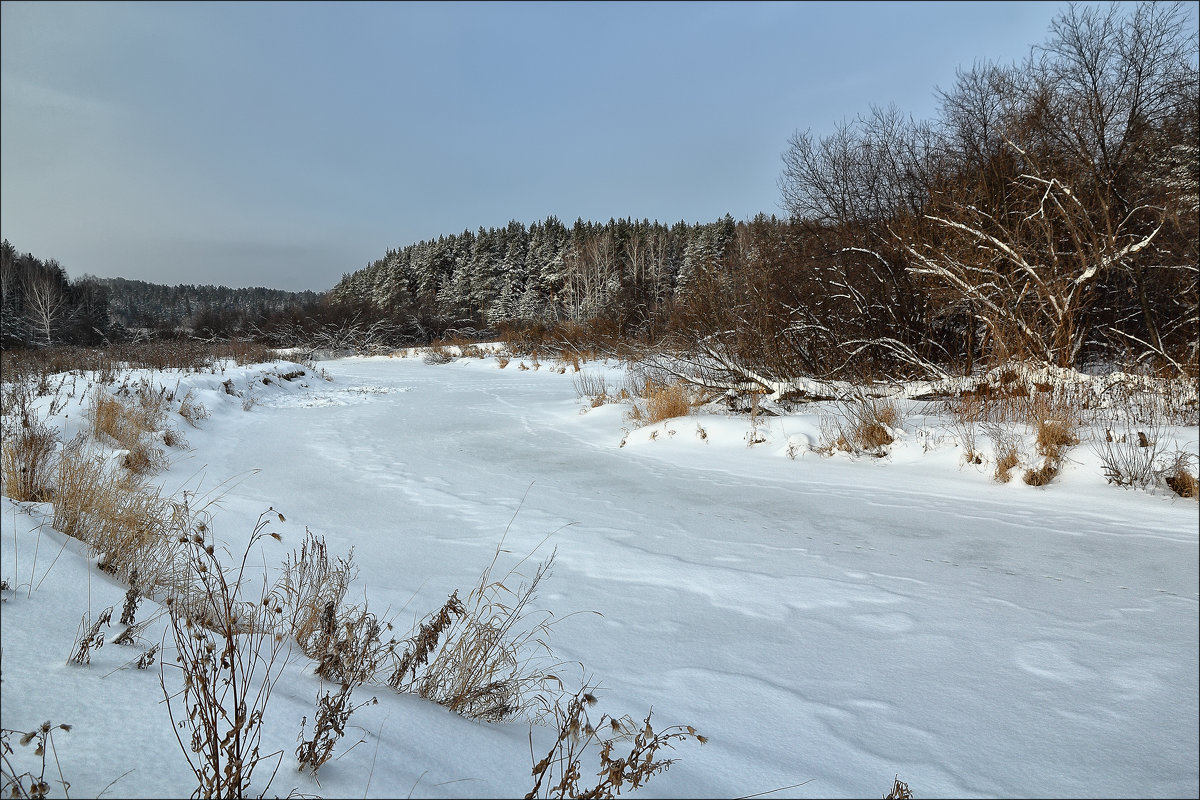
22, 261, 72, 347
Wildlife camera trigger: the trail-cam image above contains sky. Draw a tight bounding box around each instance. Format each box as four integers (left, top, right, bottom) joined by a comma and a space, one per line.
0, 0, 1174, 292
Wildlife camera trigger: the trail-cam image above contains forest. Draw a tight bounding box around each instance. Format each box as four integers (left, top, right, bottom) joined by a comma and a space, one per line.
329, 2, 1197, 382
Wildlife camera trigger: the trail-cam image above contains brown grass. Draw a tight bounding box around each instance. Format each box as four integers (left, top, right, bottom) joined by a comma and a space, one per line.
89, 386, 170, 475
986, 422, 1023, 483
1, 419, 59, 502
1163, 452, 1199, 499
177, 390, 210, 428
51, 441, 187, 589
1022, 460, 1059, 486
816, 394, 902, 458
643, 379, 692, 425
885, 776, 914, 799
389, 543, 570, 723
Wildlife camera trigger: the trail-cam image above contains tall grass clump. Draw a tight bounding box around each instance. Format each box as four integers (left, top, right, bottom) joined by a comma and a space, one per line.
51, 438, 187, 590
89, 385, 170, 476
816, 393, 903, 458
626, 378, 692, 427
0, 418, 59, 502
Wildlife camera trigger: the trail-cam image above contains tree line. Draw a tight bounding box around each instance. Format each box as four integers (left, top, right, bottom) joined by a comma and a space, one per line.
0, 240, 324, 348
332, 1, 1197, 379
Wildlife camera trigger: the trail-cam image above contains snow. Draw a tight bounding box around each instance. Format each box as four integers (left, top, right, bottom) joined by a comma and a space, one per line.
2, 352, 1197, 798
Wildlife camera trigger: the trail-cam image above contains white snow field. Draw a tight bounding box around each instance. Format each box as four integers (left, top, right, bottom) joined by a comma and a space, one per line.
2, 353, 1197, 799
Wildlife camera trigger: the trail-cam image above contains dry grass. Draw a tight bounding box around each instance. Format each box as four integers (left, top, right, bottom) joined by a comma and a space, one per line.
1029, 394, 1081, 463
885, 776, 914, 799
389, 542, 570, 723
277, 529, 357, 655
816, 394, 903, 458
641, 380, 692, 425
573, 372, 613, 407
421, 345, 456, 365
1164, 462, 1199, 498
526, 685, 705, 799
0, 419, 59, 502
51, 441, 188, 590
88, 386, 171, 476
985, 423, 1023, 483
177, 390, 210, 428
1022, 460, 1059, 486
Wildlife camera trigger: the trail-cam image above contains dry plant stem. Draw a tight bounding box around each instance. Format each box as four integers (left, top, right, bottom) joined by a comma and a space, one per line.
160, 512, 290, 800
885, 776, 914, 799
67, 606, 113, 665
0, 722, 73, 800
525, 686, 705, 799
295, 685, 377, 777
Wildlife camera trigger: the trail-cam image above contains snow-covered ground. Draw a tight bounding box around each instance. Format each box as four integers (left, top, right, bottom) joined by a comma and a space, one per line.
2, 353, 1197, 798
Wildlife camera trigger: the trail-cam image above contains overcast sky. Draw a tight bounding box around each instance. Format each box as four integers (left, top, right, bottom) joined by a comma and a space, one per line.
0, 1, 1162, 292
